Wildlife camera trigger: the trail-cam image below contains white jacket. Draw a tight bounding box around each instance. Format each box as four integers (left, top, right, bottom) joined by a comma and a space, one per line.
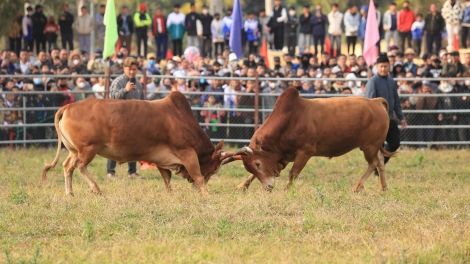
166, 12, 185, 28
211, 19, 224, 43
75, 14, 94, 35
328, 11, 343, 35
343, 10, 360, 36
442, 0, 464, 25
383, 10, 398, 31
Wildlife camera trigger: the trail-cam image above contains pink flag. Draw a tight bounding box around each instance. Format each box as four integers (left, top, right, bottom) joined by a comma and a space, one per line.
363, 0, 380, 66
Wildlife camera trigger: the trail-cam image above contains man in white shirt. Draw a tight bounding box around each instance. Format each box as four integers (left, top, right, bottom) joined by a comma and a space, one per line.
19, 50, 31, 74
92, 75, 106, 99
328, 3, 343, 57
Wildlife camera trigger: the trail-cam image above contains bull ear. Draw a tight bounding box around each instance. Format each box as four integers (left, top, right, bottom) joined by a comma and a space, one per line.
213, 140, 225, 159
254, 137, 262, 151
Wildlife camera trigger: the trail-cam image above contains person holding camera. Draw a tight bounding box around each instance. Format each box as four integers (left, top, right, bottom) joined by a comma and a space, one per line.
107, 57, 144, 179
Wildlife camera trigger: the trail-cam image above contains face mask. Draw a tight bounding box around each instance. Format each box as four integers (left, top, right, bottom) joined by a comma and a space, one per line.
289, 11, 296, 16
78, 82, 86, 88
73, 59, 80, 65
148, 60, 155, 66
458, 81, 464, 86
465, 80, 470, 86
33, 78, 42, 85
231, 61, 238, 67
117, 59, 124, 64
360, 72, 367, 77
202, 9, 208, 15
82, 57, 88, 63
356, 81, 362, 87
269, 82, 277, 89
401, 85, 408, 92
323, 80, 328, 86
167, 63, 174, 70
217, 59, 225, 64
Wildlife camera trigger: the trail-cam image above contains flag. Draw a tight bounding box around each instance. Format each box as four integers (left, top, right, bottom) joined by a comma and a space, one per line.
260, 38, 270, 68
103, 0, 118, 60
325, 36, 331, 56
166, 48, 174, 60
229, 0, 243, 58
453, 34, 460, 51
363, 0, 380, 66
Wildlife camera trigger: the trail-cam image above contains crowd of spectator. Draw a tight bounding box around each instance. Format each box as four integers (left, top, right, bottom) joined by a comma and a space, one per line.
2, 0, 470, 148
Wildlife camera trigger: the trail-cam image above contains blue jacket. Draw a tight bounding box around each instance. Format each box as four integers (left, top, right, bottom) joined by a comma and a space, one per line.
358, 16, 367, 40
310, 14, 327, 36
365, 74, 404, 120
463, 5, 470, 24
168, 23, 185, 40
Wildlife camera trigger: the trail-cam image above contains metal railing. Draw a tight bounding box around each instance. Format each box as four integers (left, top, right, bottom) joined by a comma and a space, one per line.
1, 74, 470, 147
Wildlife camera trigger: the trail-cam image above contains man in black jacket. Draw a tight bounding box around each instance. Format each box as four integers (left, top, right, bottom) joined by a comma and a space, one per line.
200, 5, 213, 57
185, 3, 200, 48
32, 5, 48, 54
117, 5, 134, 50
58, 4, 74, 50
298, 5, 312, 53
285, 7, 298, 56
269, 0, 287, 51
425, 4, 445, 53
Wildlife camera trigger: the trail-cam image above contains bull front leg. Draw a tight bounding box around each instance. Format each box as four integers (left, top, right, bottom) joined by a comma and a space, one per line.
236, 174, 256, 191
285, 152, 310, 190
180, 150, 210, 196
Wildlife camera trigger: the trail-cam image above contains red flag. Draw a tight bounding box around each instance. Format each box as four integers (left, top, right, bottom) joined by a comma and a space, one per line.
166, 48, 174, 60
363, 0, 380, 66
325, 36, 331, 56
260, 38, 270, 68
454, 34, 460, 51
112, 39, 121, 60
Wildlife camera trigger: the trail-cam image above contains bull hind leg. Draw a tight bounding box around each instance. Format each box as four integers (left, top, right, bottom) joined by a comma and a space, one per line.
75, 147, 101, 194
63, 152, 78, 196
157, 167, 172, 193
353, 147, 380, 193
377, 151, 387, 191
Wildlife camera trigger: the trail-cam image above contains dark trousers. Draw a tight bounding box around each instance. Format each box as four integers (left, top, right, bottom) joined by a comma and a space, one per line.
136, 32, 148, 56
248, 41, 258, 54
119, 34, 132, 49
286, 35, 296, 56
34, 34, 46, 53
172, 39, 183, 56
461, 26, 470, 48
413, 39, 422, 56
9, 37, 21, 56
273, 27, 284, 50
155, 34, 168, 60
61, 33, 74, 50
426, 32, 442, 53
346, 36, 357, 55
24, 39, 34, 51
107, 160, 137, 174
202, 35, 212, 57
214, 42, 224, 56
384, 120, 401, 164
399, 31, 412, 52
313, 35, 325, 55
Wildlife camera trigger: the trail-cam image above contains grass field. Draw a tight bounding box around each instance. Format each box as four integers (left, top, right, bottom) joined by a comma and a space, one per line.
1, 148, 470, 263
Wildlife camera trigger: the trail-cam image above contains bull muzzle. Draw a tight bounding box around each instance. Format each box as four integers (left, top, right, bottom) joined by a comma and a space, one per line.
221, 147, 253, 165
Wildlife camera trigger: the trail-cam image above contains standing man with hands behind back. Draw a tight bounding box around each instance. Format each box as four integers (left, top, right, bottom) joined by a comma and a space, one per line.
107, 57, 144, 179
365, 54, 407, 172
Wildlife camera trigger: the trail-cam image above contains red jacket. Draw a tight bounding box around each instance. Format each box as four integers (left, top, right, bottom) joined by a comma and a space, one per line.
43, 23, 59, 34
398, 10, 415, 32
152, 15, 167, 35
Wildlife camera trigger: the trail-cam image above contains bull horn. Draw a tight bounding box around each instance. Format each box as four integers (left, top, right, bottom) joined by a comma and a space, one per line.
221, 155, 243, 165
221, 147, 253, 159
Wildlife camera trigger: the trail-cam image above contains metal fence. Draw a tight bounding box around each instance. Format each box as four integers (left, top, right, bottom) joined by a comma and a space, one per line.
1, 74, 470, 149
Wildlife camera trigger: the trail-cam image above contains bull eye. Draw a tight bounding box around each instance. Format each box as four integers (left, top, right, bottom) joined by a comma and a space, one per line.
255, 161, 261, 169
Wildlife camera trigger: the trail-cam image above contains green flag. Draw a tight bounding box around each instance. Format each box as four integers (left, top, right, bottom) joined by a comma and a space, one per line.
103, 0, 118, 60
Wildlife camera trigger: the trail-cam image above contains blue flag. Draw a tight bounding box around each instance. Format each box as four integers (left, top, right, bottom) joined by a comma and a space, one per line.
229, 0, 243, 58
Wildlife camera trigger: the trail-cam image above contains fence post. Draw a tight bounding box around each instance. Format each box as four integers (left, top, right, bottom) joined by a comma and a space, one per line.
22, 96, 26, 149
143, 68, 147, 100
254, 71, 259, 131
105, 67, 111, 99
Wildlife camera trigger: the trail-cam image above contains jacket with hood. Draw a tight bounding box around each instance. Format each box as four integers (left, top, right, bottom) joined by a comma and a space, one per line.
133, 12, 152, 34
344, 10, 360, 36
424, 12, 445, 33
442, 0, 464, 24
383, 10, 398, 31
185, 12, 200, 36
328, 10, 343, 35
75, 13, 94, 35
411, 20, 425, 40
32, 11, 47, 37
463, 1, 470, 26
358, 6, 368, 40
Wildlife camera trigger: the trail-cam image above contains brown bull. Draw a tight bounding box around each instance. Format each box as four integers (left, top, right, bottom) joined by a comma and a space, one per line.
42, 91, 232, 196
224, 87, 396, 192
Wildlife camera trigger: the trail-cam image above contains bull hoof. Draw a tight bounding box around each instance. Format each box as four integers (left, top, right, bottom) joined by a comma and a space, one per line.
235, 184, 248, 191
353, 185, 364, 193
91, 189, 102, 195
381, 186, 388, 192
66, 192, 74, 197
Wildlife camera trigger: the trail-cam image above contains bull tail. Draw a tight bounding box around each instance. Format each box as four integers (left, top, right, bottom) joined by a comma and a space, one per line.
380, 146, 397, 158
380, 98, 389, 114
42, 106, 67, 182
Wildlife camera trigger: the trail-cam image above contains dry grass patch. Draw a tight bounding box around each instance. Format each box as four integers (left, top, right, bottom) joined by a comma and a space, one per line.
1, 148, 470, 263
